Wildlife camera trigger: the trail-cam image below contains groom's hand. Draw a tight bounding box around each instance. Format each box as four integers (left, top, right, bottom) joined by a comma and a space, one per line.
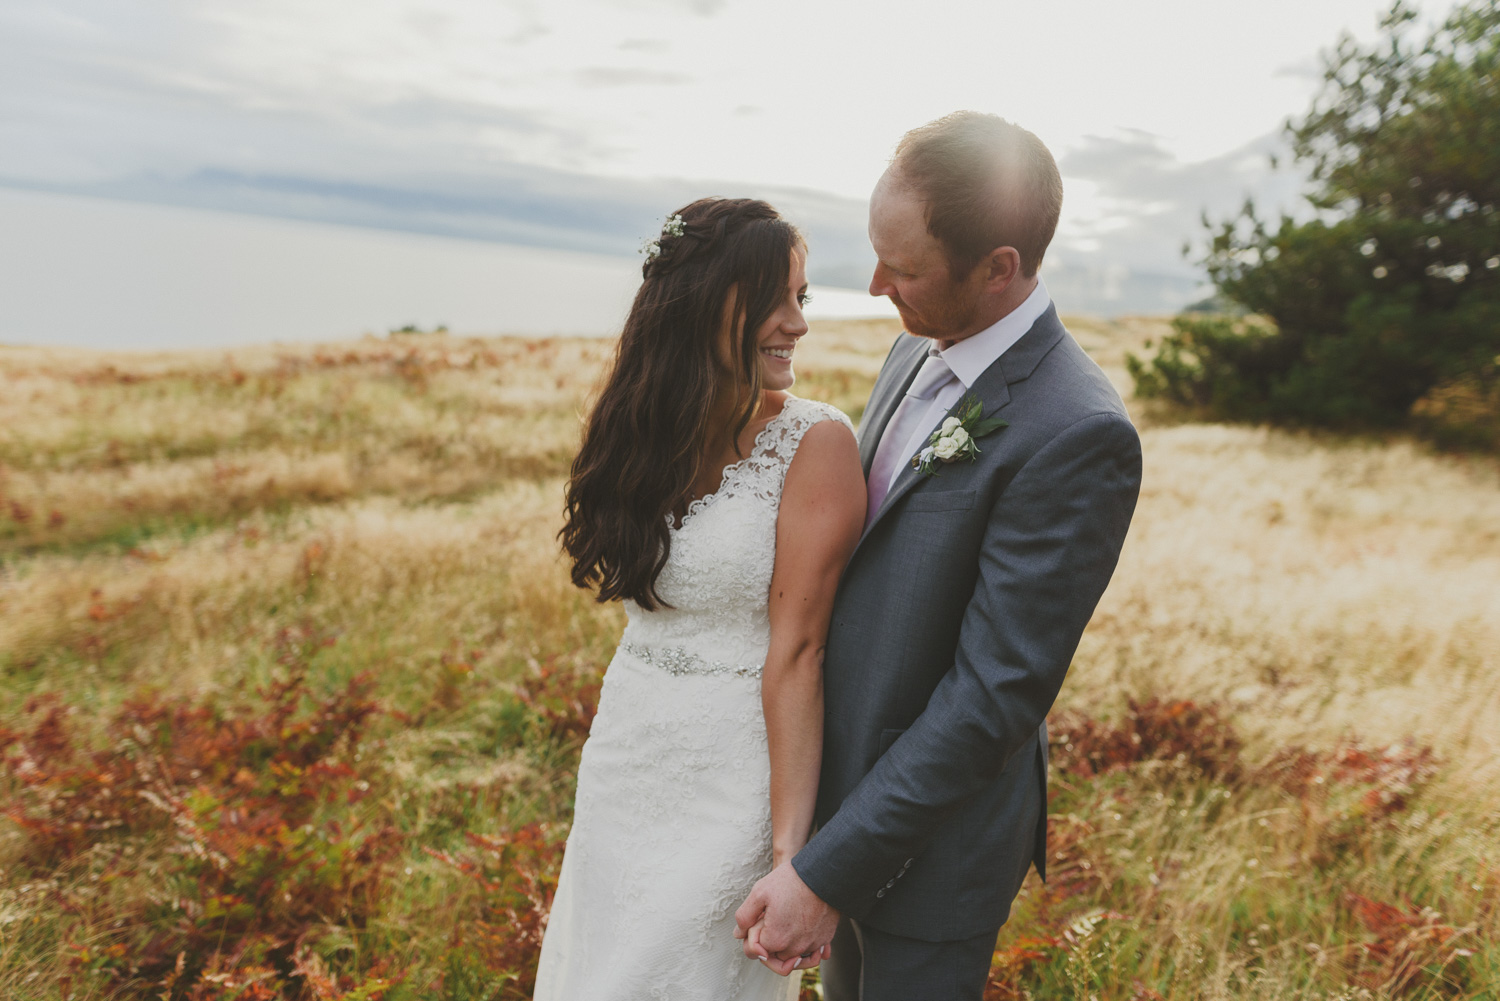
734, 861, 839, 971
741, 920, 832, 977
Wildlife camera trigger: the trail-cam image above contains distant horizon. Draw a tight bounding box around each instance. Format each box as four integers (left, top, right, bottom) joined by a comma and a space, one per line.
0, 185, 893, 351
0, 185, 1205, 352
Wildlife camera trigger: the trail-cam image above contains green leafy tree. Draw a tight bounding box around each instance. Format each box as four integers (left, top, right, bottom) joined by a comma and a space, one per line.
1130, 0, 1500, 427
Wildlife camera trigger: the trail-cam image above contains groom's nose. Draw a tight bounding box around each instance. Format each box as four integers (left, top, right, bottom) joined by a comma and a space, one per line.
869, 262, 896, 299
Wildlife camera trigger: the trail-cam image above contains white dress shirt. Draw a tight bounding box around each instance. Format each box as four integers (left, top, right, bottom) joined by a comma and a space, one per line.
866, 279, 1052, 524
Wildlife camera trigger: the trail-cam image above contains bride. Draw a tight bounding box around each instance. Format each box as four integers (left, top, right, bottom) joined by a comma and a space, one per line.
533, 197, 866, 999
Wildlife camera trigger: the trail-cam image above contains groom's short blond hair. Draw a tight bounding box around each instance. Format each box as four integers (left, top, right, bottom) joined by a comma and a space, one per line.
891, 111, 1062, 280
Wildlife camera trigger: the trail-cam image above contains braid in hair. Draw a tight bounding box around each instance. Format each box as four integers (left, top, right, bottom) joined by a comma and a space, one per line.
642, 199, 777, 280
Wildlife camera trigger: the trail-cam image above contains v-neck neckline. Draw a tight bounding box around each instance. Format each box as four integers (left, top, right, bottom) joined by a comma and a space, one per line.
668, 398, 795, 532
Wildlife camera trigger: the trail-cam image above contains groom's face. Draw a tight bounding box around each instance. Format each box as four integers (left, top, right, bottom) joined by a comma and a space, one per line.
867, 170, 984, 343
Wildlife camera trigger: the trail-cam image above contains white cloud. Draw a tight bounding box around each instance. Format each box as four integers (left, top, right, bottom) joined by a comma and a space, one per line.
574, 67, 693, 87
0, 0, 1459, 308
1056, 130, 1310, 276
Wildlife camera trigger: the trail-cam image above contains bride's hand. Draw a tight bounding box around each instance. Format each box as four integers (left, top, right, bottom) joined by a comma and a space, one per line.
741, 918, 831, 977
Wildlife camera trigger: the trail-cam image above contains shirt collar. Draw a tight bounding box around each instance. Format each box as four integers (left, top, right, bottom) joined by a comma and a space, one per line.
930, 277, 1052, 388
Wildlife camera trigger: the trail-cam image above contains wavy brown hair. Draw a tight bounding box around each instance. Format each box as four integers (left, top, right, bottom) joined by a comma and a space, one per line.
560, 197, 803, 610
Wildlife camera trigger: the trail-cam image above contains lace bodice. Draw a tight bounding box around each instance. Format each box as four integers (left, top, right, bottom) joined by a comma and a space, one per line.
618, 396, 854, 674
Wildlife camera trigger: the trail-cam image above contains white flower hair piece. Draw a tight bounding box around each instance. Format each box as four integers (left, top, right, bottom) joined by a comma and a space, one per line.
641, 213, 686, 263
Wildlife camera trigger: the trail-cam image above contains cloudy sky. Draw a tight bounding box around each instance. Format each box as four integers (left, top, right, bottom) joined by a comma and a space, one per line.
0, 0, 1452, 310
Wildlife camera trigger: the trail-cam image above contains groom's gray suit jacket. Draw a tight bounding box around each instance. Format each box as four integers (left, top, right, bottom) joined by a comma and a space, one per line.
791, 304, 1142, 942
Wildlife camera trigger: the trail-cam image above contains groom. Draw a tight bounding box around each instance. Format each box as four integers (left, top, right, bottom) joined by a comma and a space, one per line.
734, 112, 1143, 997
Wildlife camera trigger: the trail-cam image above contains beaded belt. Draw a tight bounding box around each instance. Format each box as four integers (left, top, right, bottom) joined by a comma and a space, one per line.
620, 641, 762, 679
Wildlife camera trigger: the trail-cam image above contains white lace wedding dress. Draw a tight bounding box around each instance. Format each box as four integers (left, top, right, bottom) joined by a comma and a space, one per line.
533, 396, 853, 1001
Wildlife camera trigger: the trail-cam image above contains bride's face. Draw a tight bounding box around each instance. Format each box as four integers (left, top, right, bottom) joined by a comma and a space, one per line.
750, 248, 810, 392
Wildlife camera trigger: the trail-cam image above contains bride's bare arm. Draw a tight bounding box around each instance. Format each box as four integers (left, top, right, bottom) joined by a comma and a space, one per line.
763, 419, 866, 868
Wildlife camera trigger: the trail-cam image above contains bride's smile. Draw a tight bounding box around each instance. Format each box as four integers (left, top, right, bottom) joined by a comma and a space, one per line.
759, 343, 796, 378
754, 248, 809, 392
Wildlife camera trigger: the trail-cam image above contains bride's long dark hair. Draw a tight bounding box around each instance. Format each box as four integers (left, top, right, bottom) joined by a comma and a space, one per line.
560, 197, 803, 610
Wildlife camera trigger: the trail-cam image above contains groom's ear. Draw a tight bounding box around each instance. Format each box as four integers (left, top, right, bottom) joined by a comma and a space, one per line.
980, 246, 1023, 294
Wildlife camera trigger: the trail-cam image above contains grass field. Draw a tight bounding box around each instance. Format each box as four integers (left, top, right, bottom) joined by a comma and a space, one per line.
3, 318, 1499, 1000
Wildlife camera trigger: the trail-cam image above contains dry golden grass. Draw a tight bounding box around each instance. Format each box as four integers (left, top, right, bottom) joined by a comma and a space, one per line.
3, 318, 1499, 999
0, 336, 612, 553
1081, 426, 1500, 765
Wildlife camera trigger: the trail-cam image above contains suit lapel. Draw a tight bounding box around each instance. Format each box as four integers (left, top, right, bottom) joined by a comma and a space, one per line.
855, 305, 1067, 546
857, 335, 929, 477
860, 366, 1011, 540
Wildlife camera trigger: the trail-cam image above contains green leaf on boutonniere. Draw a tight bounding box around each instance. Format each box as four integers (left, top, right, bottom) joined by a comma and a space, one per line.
971, 415, 1009, 437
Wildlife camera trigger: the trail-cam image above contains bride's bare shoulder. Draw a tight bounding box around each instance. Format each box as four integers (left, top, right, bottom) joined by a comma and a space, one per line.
781, 406, 864, 519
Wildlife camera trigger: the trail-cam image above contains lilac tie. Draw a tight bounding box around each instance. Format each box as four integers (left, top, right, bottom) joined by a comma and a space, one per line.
866, 352, 955, 525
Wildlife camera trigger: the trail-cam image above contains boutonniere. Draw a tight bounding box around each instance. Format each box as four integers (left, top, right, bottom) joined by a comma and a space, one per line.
911, 393, 1008, 476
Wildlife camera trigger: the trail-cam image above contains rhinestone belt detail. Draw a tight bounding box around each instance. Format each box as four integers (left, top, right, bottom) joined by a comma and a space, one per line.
621, 642, 761, 679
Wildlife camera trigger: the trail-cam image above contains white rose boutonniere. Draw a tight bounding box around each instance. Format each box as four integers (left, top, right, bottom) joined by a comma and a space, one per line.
931, 435, 964, 461
911, 393, 1008, 477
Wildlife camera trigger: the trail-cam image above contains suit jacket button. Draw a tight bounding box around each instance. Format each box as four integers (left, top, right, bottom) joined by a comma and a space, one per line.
876, 888, 886, 898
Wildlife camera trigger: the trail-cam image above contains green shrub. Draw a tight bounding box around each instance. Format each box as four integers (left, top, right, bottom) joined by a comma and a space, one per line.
1131, 0, 1500, 428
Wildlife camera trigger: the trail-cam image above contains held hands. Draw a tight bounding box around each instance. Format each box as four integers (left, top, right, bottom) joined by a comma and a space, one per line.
733, 861, 840, 976
739, 921, 831, 976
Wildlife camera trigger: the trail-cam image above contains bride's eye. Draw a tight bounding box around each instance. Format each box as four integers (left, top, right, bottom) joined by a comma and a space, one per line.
798, 293, 812, 306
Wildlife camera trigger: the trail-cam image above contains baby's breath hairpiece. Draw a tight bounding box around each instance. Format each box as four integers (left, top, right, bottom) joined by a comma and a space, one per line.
641, 213, 686, 264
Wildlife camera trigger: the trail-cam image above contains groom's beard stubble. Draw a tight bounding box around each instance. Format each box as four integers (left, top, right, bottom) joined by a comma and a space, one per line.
888, 284, 980, 344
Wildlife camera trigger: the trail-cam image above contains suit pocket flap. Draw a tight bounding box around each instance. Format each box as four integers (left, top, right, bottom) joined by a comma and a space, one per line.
878, 727, 907, 756
904, 489, 976, 513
